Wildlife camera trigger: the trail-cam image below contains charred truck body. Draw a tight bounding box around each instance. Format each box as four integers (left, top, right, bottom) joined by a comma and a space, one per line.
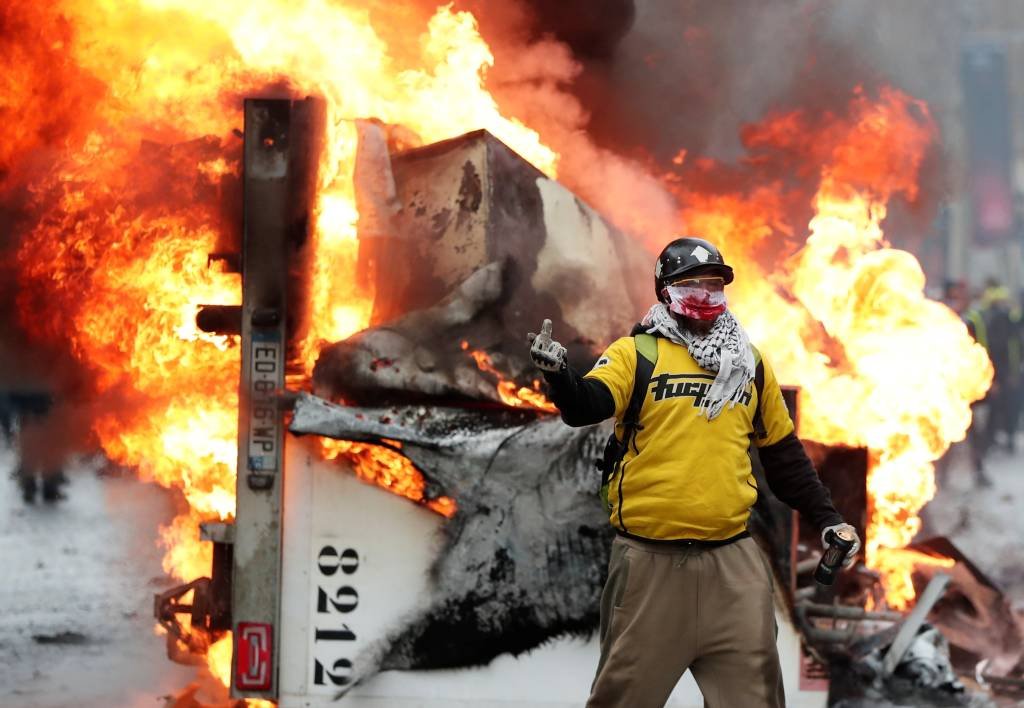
156, 97, 866, 707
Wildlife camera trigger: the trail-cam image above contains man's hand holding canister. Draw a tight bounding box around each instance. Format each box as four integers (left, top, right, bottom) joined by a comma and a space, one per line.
813, 522, 860, 586
821, 522, 861, 568
527, 318, 567, 372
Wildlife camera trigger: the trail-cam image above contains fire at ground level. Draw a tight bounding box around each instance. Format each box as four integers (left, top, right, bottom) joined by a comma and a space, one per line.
2, 433, 1024, 708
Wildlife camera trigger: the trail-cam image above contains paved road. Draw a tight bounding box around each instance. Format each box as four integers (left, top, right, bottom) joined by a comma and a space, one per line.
0, 446, 199, 707
925, 430, 1024, 610
1, 426, 1021, 707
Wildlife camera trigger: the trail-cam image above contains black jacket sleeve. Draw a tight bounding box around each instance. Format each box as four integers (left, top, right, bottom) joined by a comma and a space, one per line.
541, 364, 615, 427
758, 432, 844, 530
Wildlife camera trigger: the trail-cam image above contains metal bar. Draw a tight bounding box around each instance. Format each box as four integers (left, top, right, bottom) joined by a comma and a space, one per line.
199, 521, 236, 544
231, 98, 292, 700
196, 305, 243, 335
882, 573, 951, 675
981, 674, 1024, 688
228, 96, 322, 700
794, 586, 817, 602
795, 600, 902, 647
209, 540, 233, 633
799, 602, 903, 622
803, 626, 857, 644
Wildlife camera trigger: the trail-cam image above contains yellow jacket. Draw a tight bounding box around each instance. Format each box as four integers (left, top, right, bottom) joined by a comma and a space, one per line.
585, 336, 794, 541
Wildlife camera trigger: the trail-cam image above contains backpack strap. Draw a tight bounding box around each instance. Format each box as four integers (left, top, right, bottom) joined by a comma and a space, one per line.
751, 346, 767, 440
634, 332, 659, 363
599, 334, 658, 510
623, 334, 658, 450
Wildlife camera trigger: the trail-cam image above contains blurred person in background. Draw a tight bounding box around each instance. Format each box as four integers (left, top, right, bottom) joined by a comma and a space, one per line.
0, 337, 95, 504
0, 393, 15, 446
14, 398, 72, 503
1014, 290, 1024, 450
938, 279, 992, 486
978, 281, 1022, 457
4, 393, 92, 504
1005, 288, 1023, 452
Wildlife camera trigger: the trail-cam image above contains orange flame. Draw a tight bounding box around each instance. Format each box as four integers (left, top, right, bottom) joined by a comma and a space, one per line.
462, 341, 558, 413
6, 0, 555, 688
682, 87, 992, 608
202, 633, 274, 707
320, 438, 456, 518
206, 633, 234, 689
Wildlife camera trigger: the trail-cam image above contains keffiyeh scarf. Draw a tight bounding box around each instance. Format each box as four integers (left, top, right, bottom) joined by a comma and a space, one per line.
641, 303, 755, 421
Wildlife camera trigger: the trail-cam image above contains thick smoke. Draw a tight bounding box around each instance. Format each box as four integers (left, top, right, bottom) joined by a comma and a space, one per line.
555, 1, 892, 161
455, 0, 680, 249
463, 0, 951, 261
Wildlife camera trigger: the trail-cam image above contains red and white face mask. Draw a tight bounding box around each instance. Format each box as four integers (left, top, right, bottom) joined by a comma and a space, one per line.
663, 282, 727, 321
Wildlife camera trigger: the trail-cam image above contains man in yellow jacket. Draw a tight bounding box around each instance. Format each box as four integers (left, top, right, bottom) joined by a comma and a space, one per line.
528, 236, 859, 708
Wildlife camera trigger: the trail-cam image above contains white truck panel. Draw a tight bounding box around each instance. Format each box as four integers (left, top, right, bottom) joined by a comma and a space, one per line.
278, 437, 827, 707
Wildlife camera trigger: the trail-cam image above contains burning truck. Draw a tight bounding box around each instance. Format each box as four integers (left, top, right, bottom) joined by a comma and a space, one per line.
155, 99, 849, 705
146, 100, 1007, 707
2, 1, 1014, 707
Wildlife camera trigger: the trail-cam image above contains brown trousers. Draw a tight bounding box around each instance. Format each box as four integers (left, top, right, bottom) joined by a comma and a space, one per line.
587, 535, 784, 708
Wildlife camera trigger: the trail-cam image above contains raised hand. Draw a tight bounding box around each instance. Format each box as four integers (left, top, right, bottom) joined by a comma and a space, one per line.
527, 319, 567, 372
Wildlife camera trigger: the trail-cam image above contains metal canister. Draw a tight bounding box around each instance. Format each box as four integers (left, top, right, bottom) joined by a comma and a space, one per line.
814, 527, 856, 586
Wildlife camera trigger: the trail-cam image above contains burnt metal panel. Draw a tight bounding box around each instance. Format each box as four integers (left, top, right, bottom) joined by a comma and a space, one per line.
375, 130, 649, 358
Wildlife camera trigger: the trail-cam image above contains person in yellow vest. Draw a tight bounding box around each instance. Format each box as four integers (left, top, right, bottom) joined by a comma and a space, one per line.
1010, 294, 1024, 451
979, 283, 1022, 456
528, 236, 858, 708
939, 281, 992, 486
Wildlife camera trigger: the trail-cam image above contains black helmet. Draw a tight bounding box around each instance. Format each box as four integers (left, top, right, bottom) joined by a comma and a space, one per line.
655, 236, 734, 301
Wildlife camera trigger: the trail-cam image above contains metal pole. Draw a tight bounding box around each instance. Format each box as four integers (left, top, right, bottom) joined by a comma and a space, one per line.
799, 602, 903, 622
231, 98, 292, 699
882, 573, 951, 676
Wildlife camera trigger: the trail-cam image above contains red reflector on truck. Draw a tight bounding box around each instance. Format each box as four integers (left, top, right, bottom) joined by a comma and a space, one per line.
236, 622, 273, 691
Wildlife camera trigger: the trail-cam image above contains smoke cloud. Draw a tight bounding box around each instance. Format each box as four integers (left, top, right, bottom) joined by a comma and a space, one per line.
462, 0, 952, 260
